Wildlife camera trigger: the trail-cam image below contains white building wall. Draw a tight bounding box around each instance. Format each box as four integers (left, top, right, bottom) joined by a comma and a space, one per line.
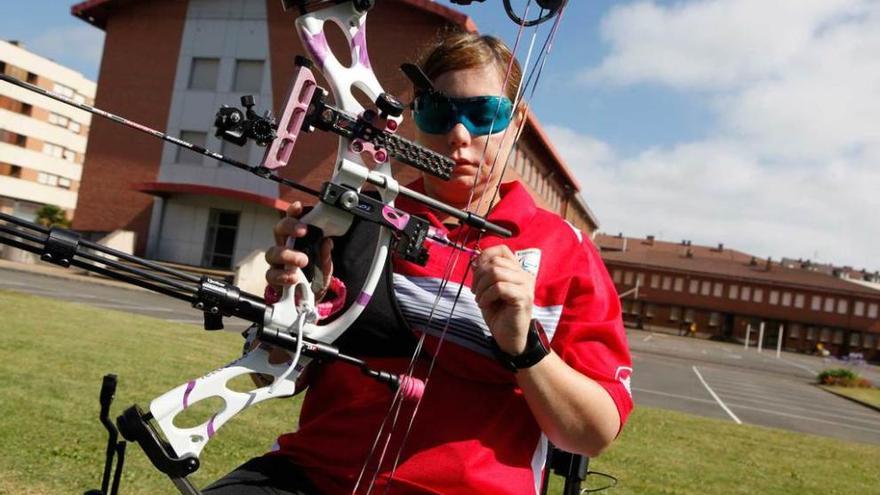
150, 0, 282, 268
155, 194, 276, 268
157, 0, 276, 198
0, 40, 95, 216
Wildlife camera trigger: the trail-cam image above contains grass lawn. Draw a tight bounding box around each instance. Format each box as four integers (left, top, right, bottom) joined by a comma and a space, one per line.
819, 385, 880, 409
2, 290, 880, 494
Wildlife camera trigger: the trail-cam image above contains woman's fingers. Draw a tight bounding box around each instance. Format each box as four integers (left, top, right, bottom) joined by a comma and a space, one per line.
273, 201, 306, 246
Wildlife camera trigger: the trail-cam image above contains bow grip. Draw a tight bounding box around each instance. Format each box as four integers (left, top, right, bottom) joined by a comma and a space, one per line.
291, 223, 325, 285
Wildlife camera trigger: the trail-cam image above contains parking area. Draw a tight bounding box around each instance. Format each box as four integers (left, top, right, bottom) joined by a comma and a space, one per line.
630, 329, 880, 445
3, 265, 879, 445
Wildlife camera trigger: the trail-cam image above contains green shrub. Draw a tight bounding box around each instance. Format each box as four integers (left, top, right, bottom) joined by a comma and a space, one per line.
817, 368, 873, 387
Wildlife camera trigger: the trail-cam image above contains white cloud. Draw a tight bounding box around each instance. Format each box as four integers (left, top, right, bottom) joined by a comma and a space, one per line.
559, 0, 880, 270
548, 127, 880, 269
28, 25, 104, 73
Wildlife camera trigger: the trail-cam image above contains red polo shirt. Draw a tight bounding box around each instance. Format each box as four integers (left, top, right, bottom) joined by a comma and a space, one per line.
275, 181, 633, 494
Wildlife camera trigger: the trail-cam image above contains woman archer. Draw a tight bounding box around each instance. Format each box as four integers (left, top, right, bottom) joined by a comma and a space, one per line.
205, 31, 633, 495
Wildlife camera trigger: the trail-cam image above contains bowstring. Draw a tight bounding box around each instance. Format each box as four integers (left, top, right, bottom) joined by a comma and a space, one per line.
366, 3, 568, 494
355, 7, 537, 491
375, 8, 568, 492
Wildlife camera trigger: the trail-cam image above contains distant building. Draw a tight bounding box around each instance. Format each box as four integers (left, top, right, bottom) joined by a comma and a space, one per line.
70, 0, 597, 271
596, 233, 880, 362
0, 40, 95, 221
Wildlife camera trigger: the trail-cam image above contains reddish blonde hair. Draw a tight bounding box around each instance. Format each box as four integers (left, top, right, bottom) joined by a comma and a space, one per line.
419, 31, 523, 103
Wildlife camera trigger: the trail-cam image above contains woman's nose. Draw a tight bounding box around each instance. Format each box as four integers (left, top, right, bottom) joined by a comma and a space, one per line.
446, 122, 472, 151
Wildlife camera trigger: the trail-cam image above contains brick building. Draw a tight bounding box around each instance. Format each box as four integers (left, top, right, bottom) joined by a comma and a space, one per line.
70, 0, 597, 270
0, 40, 95, 221
596, 234, 880, 362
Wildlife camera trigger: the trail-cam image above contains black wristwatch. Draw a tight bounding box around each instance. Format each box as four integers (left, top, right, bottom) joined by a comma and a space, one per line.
495, 319, 551, 372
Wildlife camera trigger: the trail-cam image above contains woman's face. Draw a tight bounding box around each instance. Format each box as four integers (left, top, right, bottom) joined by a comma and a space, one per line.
415, 65, 521, 212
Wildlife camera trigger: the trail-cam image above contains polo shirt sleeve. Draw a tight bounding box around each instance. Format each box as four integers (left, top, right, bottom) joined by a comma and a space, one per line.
549, 234, 634, 429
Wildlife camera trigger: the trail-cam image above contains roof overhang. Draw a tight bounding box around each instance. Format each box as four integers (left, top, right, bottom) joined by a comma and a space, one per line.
72, 0, 477, 31
133, 182, 289, 212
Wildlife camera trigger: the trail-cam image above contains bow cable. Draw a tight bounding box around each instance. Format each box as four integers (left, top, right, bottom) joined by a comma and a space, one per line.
356, 2, 569, 493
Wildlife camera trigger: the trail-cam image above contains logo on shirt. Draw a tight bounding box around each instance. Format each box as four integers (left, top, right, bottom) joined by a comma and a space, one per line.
515, 248, 542, 277
616, 366, 633, 397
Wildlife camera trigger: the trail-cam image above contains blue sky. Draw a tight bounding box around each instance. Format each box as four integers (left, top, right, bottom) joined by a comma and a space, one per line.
3, 1, 878, 271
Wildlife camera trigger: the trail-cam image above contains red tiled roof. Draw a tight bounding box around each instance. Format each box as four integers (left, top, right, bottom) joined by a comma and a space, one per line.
596, 234, 880, 298
71, 0, 476, 31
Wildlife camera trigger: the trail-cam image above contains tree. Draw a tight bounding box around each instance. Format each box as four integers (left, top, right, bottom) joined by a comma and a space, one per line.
35, 205, 71, 228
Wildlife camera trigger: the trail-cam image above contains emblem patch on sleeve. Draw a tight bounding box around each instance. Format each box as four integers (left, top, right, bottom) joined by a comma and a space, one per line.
515, 248, 542, 277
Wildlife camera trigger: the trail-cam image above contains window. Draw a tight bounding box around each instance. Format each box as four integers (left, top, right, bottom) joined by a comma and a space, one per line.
0, 129, 26, 147
662, 276, 672, 291
864, 333, 876, 350
832, 330, 843, 345
729, 284, 739, 299
175, 131, 208, 165
781, 292, 792, 307
612, 270, 622, 284
752, 288, 763, 303
650, 274, 660, 289
820, 328, 831, 342
837, 299, 848, 315
189, 58, 220, 90
69, 121, 81, 134
700, 280, 711, 296
794, 293, 805, 308
867, 303, 878, 319
709, 312, 720, 327
769, 290, 780, 305
789, 324, 801, 339
683, 309, 695, 323
645, 304, 655, 318
21, 103, 32, 116
58, 177, 72, 189
49, 113, 70, 127
233, 59, 264, 93
623, 271, 633, 285
740, 286, 751, 301
37, 172, 59, 186
689, 279, 699, 294
202, 209, 240, 269
674, 277, 684, 292
806, 327, 817, 341
27, 72, 38, 84
62, 149, 76, 162
854, 301, 865, 317
635, 273, 644, 286
43, 143, 64, 158
53, 83, 75, 98
823, 297, 834, 313
811, 295, 822, 311
669, 307, 681, 321
849, 332, 861, 347
713, 282, 723, 298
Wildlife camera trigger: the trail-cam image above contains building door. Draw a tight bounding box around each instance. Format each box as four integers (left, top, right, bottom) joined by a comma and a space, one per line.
202, 209, 240, 269
722, 313, 735, 340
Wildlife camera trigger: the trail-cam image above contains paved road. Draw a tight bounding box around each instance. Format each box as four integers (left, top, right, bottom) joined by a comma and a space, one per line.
3, 265, 879, 445
0, 266, 251, 333
630, 329, 880, 445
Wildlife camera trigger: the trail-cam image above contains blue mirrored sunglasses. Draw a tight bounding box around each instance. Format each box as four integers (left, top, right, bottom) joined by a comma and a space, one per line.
412, 93, 514, 136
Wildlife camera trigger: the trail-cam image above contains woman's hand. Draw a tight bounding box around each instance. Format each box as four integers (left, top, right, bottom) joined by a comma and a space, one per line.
470, 245, 535, 355
265, 201, 334, 295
